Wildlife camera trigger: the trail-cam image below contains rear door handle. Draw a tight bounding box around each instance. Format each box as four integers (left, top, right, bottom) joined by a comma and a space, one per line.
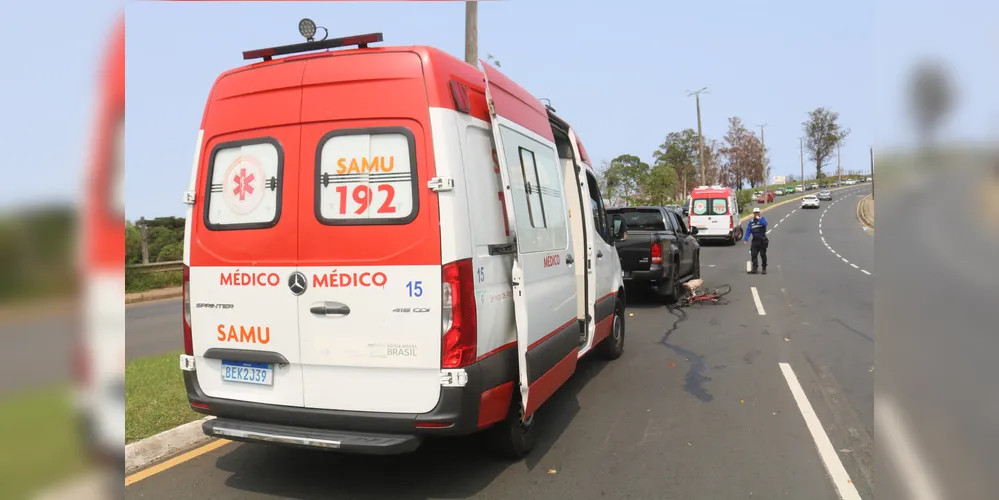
565, 254, 574, 265
310, 301, 351, 316
597, 250, 604, 259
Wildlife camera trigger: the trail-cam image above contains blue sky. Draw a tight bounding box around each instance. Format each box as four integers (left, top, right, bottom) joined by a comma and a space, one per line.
0, 0, 121, 212
118, 0, 988, 219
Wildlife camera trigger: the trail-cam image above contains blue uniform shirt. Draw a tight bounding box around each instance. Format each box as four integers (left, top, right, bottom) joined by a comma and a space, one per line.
744, 216, 768, 242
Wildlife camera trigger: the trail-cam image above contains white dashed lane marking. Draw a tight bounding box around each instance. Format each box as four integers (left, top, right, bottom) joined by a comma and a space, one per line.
812, 187, 872, 277
751, 287, 766, 315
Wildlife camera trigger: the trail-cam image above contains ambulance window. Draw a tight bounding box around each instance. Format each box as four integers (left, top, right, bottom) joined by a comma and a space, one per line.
692, 198, 709, 216
586, 171, 610, 243
315, 127, 418, 225
204, 138, 283, 230
517, 147, 547, 228
499, 127, 568, 253
710, 198, 729, 215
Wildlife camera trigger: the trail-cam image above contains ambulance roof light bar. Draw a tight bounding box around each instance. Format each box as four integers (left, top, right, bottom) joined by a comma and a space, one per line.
243, 21, 383, 61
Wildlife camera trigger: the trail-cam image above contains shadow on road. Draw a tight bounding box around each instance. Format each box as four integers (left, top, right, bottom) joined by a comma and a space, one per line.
208, 356, 610, 500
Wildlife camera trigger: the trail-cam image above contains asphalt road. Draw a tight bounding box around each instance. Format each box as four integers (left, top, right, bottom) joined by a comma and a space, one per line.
125, 185, 876, 499
126, 298, 183, 360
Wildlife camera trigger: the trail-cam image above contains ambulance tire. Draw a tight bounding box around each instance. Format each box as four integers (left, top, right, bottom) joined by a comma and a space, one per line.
487, 391, 537, 460
596, 300, 625, 360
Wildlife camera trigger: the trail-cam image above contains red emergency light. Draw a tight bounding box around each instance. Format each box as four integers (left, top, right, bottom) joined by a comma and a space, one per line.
243, 32, 384, 61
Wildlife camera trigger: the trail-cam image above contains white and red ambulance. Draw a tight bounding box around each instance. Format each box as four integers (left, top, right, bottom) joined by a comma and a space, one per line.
687, 185, 742, 245
179, 28, 629, 458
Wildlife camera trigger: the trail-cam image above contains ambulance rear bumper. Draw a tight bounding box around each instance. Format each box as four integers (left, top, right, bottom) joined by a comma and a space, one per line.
203, 418, 422, 455
184, 347, 517, 454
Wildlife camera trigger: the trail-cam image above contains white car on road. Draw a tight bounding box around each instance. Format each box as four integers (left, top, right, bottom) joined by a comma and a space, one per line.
801, 194, 820, 209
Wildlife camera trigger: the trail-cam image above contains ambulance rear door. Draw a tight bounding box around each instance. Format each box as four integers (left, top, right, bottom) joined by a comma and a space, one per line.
481, 61, 580, 418
294, 52, 444, 414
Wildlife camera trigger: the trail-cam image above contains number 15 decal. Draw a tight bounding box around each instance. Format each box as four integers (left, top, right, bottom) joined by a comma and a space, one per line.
406, 281, 423, 297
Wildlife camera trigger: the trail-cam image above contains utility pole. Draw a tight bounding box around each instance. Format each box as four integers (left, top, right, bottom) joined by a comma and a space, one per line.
138, 217, 150, 264
837, 142, 842, 187
870, 146, 875, 199
799, 137, 805, 194
687, 87, 708, 186
758, 124, 768, 202
464, 1, 478, 66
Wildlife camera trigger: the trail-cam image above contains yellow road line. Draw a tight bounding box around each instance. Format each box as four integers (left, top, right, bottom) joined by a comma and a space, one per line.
125, 439, 232, 486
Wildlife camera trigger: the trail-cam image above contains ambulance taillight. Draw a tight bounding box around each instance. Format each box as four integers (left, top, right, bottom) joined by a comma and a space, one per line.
182, 264, 193, 356
441, 259, 477, 369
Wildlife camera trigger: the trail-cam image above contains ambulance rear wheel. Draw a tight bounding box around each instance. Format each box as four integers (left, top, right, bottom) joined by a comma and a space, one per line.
596, 301, 625, 360
486, 392, 537, 460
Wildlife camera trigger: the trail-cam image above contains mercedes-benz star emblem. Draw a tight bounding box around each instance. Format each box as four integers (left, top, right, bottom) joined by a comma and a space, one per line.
288, 271, 307, 296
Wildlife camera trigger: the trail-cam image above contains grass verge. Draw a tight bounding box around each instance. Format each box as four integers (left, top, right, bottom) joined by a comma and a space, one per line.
126, 269, 182, 294
126, 350, 201, 444
0, 386, 84, 500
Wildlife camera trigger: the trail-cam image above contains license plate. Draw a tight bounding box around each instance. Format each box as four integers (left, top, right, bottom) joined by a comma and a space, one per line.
221, 360, 273, 386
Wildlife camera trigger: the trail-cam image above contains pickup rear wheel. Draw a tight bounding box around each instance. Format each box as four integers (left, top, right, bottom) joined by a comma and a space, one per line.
658, 264, 680, 303
692, 252, 701, 279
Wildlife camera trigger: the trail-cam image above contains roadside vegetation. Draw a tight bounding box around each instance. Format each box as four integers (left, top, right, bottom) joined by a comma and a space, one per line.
596, 106, 857, 209
126, 350, 202, 443
126, 216, 186, 293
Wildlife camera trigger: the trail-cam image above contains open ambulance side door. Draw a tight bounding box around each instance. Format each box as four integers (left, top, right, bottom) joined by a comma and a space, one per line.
481, 61, 580, 419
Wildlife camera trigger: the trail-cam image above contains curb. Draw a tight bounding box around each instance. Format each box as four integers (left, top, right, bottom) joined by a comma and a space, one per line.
857, 195, 874, 229
125, 287, 183, 305
125, 416, 216, 474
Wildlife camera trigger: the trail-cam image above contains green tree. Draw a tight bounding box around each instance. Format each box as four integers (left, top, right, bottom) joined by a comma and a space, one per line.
652, 129, 699, 199
157, 242, 183, 262
126, 220, 143, 265
603, 154, 650, 206
803, 107, 850, 178
639, 164, 679, 205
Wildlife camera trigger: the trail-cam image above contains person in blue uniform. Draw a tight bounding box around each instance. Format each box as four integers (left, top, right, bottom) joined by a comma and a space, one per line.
743, 207, 769, 274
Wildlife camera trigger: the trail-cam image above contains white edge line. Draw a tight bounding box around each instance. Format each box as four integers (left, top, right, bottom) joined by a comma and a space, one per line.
779, 363, 863, 500
850, 263, 859, 269
750, 287, 766, 315
819, 229, 823, 235
835, 253, 842, 258
842, 258, 850, 263
861, 270, 871, 275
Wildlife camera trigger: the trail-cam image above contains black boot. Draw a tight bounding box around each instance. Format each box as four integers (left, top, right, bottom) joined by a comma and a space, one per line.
748, 268, 758, 274
762, 267, 767, 275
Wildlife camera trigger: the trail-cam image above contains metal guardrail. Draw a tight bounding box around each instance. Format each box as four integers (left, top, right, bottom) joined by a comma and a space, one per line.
127, 260, 183, 273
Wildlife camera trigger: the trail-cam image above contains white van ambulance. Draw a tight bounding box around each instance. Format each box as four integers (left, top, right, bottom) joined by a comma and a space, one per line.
179, 28, 629, 458
688, 185, 742, 245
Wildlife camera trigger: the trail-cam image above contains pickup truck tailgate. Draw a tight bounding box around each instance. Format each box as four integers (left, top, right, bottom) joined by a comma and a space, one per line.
614, 232, 655, 272
608, 208, 669, 273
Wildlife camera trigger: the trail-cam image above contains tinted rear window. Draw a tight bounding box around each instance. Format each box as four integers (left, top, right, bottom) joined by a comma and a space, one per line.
610, 209, 667, 231
315, 127, 418, 226
692, 197, 729, 216
204, 138, 284, 231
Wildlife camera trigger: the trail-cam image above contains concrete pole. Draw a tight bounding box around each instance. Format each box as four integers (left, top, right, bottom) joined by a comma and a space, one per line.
464, 2, 478, 66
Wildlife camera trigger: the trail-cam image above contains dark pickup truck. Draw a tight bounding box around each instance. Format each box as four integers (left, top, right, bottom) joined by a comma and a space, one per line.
607, 206, 701, 302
